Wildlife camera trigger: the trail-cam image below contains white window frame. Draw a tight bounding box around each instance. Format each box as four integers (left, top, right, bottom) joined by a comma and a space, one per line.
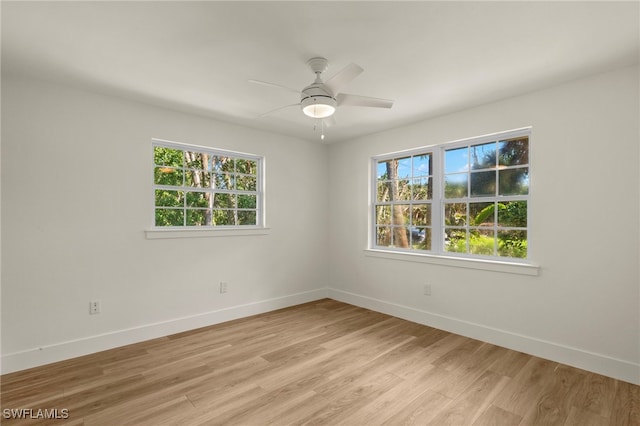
146, 139, 267, 239
369, 128, 537, 274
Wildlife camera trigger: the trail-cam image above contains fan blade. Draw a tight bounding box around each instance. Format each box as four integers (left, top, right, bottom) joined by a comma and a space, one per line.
249, 79, 301, 95
324, 63, 363, 95
336, 93, 394, 109
258, 103, 300, 117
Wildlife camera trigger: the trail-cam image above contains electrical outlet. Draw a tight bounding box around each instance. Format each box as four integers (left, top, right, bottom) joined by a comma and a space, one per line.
423, 284, 431, 296
89, 300, 101, 315
220, 282, 228, 294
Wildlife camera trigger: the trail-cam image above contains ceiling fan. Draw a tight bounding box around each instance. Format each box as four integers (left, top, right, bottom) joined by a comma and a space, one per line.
249, 57, 394, 137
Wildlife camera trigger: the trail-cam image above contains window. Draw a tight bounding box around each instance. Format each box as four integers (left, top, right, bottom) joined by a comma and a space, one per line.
374, 153, 434, 250
372, 128, 530, 261
153, 140, 263, 228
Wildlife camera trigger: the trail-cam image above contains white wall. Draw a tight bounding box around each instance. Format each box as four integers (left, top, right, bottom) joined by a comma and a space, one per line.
1, 76, 329, 372
327, 65, 640, 384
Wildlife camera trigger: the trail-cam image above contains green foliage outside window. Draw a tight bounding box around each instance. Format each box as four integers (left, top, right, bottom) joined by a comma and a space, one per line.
443, 136, 529, 259
374, 132, 529, 260
153, 143, 260, 228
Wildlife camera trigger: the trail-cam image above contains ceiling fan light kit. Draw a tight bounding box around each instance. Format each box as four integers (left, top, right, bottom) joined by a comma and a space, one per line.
250, 56, 394, 138
301, 96, 336, 118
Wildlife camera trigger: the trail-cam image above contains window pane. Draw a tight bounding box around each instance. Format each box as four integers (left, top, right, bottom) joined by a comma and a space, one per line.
409, 227, 429, 249
498, 137, 529, 167
238, 194, 256, 209
498, 230, 527, 258
412, 177, 432, 200
155, 209, 184, 226
376, 226, 392, 247
186, 209, 209, 226
376, 205, 391, 225
184, 151, 207, 170
236, 175, 257, 191
213, 209, 235, 225
412, 204, 431, 226
499, 168, 529, 195
155, 190, 183, 207
444, 203, 467, 226
393, 227, 411, 248
154, 147, 183, 167
380, 159, 410, 200
445, 173, 468, 198
238, 210, 257, 225
236, 159, 257, 175
444, 228, 467, 253
185, 169, 211, 188
214, 193, 235, 208
154, 167, 183, 186
470, 202, 494, 226
377, 181, 391, 202
470, 229, 495, 255
470, 170, 496, 197
413, 154, 431, 177
397, 157, 411, 179
445, 147, 468, 174
212, 156, 234, 173
498, 201, 527, 227
412, 228, 431, 251
396, 180, 412, 200
392, 204, 410, 226
470, 142, 496, 170
377, 161, 389, 179
213, 173, 235, 190
185, 191, 210, 208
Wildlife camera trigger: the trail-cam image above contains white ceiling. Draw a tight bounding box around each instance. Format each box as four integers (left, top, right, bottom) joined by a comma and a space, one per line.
2, 1, 638, 143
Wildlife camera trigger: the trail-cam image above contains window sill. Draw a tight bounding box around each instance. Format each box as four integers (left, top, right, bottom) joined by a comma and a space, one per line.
364, 249, 539, 276
145, 227, 271, 240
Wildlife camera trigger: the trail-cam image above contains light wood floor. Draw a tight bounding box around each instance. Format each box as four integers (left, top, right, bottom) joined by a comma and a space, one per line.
1, 299, 638, 425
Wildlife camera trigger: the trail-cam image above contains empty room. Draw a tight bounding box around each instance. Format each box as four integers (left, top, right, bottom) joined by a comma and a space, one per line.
1, 1, 639, 425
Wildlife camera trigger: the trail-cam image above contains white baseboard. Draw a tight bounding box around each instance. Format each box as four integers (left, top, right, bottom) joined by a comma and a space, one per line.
1, 289, 328, 374
327, 288, 640, 385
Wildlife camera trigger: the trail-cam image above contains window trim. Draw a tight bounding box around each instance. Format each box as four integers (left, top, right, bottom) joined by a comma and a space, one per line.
145, 227, 271, 240
370, 127, 533, 266
364, 248, 539, 275
150, 138, 266, 234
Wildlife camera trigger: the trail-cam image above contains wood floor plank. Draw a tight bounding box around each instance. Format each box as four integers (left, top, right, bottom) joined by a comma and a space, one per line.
185, 356, 272, 404
427, 370, 510, 426
564, 405, 609, 426
299, 370, 403, 425
342, 368, 439, 425
487, 348, 531, 378
609, 380, 640, 426
431, 336, 485, 371
263, 392, 330, 426
380, 388, 452, 425
573, 371, 617, 419
520, 364, 586, 426
431, 342, 510, 400
472, 404, 523, 425
492, 356, 558, 417
84, 395, 194, 426
1, 299, 638, 426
